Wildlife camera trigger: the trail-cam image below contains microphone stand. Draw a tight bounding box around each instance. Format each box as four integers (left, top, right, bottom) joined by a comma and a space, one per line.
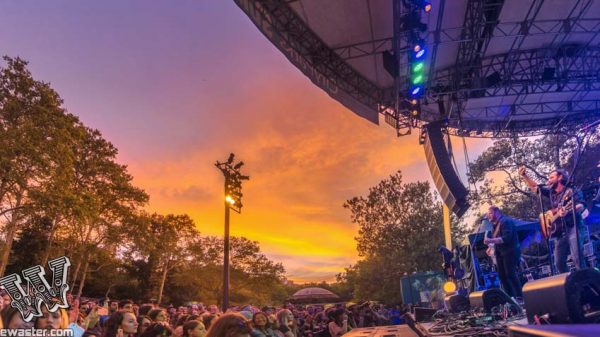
565, 125, 596, 271
535, 184, 555, 276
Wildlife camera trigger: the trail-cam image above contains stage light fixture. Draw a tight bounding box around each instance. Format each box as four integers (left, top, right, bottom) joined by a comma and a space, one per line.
443, 281, 457, 293
411, 85, 423, 97
412, 74, 424, 84
225, 195, 235, 205
424, 2, 432, 12
411, 109, 419, 116
411, 99, 418, 105
415, 49, 426, 59
412, 62, 424, 72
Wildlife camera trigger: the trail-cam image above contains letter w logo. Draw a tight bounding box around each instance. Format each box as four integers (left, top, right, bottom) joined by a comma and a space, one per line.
0, 256, 71, 322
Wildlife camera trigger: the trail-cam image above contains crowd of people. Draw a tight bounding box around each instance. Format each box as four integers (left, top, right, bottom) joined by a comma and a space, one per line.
0, 292, 411, 337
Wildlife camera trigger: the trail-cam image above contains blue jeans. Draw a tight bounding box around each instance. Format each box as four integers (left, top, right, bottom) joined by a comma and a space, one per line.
552, 225, 584, 274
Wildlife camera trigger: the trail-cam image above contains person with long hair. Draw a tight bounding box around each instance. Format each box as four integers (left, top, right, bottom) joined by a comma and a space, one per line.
182, 320, 206, 337
139, 323, 174, 337
138, 316, 153, 336
327, 310, 348, 337
205, 313, 251, 337
35, 307, 70, 330
148, 309, 169, 324
102, 311, 139, 337
274, 310, 294, 337
202, 314, 218, 331
250, 312, 274, 337
2, 307, 34, 329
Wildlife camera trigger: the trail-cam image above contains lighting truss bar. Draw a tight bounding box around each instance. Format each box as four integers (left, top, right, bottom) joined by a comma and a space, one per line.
331, 18, 600, 60
234, 0, 391, 124
430, 45, 600, 98
452, 110, 599, 138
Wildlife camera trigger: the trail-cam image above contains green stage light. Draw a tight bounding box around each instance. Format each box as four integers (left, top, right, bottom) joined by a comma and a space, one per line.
413, 62, 424, 73
412, 74, 424, 84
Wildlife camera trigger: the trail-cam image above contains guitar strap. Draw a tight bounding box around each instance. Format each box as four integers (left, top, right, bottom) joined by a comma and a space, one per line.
492, 217, 502, 238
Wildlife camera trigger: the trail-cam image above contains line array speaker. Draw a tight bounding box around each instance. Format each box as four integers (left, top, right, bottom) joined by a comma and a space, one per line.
424, 121, 469, 217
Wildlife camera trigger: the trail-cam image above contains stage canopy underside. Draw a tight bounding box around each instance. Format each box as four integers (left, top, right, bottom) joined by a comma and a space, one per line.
235, 0, 600, 137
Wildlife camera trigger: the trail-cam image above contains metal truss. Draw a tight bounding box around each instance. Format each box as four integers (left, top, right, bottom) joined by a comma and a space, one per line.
236, 0, 600, 138
235, 0, 390, 118
448, 110, 600, 138
331, 18, 600, 60
430, 45, 600, 98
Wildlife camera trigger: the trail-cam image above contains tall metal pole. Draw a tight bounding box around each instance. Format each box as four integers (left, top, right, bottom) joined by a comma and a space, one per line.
215, 153, 248, 312
223, 180, 230, 312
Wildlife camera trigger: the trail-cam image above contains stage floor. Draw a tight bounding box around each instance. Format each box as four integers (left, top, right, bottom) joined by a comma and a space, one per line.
342, 325, 420, 337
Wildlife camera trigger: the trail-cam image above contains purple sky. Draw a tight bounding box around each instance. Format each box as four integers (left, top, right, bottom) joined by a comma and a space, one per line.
0, 0, 489, 282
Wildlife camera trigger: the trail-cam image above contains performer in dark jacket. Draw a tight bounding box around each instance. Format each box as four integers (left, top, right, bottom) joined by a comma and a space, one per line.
484, 206, 522, 298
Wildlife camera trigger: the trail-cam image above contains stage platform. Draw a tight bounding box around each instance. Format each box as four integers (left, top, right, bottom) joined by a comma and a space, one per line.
342, 321, 600, 337
342, 325, 420, 337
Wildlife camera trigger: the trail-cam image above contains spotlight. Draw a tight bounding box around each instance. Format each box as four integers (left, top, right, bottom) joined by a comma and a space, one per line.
411, 99, 418, 105
424, 2, 432, 12
415, 49, 426, 59
443, 281, 457, 293
413, 62, 424, 72
411, 109, 419, 117
413, 44, 422, 53
410, 85, 423, 97
225, 195, 235, 205
412, 74, 424, 84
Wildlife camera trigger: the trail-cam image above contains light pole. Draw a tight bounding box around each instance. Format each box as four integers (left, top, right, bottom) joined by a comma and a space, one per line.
215, 153, 249, 312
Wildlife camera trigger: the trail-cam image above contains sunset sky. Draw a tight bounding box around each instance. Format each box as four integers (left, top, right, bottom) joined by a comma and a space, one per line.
0, 0, 489, 282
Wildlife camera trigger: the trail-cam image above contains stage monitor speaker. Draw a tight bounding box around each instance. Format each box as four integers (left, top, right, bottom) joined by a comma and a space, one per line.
522, 268, 600, 324
444, 294, 470, 313
509, 325, 599, 337
424, 121, 469, 217
413, 307, 437, 322
469, 288, 519, 313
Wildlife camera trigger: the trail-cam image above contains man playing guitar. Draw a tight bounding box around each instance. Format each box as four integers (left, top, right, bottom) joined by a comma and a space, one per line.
484, 206, 522, 298
519, 166, 586, 273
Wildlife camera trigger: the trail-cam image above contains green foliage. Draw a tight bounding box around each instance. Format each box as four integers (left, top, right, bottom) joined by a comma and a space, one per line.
1, 56, 288, 306
339, 171, 469, 304
467, 131, 600, 221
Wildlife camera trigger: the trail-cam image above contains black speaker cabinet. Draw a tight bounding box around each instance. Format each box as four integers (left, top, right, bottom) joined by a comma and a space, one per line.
444, 294, 470, 313
522, 268, 600, 324
469, 288, 519, 313
413, 307, 437, 322
424, 121, 469, 217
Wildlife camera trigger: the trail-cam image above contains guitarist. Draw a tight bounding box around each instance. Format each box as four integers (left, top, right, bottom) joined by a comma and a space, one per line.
484, 206, 522, 298
519, 167, 586, 273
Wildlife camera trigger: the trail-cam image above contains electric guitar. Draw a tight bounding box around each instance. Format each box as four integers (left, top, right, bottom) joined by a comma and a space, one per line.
539, 190, 573, 239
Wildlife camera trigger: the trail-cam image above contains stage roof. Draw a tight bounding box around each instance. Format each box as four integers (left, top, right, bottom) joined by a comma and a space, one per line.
235, 0, 600, 137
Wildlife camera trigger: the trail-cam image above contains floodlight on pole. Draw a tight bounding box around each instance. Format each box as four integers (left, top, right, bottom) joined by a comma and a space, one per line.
214, 153, 250, 312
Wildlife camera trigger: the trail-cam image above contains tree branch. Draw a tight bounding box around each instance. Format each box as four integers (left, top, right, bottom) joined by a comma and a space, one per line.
501, 169, 531, 196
